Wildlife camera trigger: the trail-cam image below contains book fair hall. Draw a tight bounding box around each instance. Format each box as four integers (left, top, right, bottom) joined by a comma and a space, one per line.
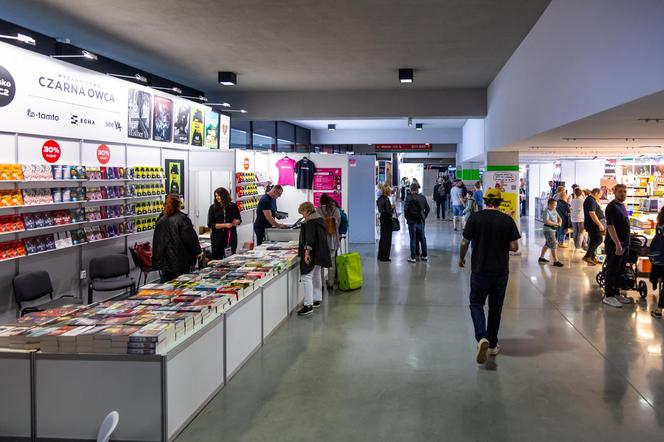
1, 1, 664, 441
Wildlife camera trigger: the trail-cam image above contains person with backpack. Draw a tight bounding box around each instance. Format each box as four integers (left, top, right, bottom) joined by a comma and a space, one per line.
404, 182, 430, 263
316, 193, 341, 290
649, 207, 664, 319
297, 202, 331, 317
433, 177, 445, 219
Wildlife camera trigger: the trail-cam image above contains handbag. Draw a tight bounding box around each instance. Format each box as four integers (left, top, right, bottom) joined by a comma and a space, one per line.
391, 209, 400, 232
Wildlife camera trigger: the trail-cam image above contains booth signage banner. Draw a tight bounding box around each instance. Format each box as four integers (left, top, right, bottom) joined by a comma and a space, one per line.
484, 168, 519, 222
0, 41, 217, 149
373, 144, 432, 152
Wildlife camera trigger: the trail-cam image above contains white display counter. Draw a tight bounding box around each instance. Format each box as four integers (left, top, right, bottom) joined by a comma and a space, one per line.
0, 263, 301, 442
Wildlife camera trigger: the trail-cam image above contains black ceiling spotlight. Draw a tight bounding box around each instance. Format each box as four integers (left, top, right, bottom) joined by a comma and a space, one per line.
399, 68, 413, 84
328, 124, 336, 131
0, 33, 35, 45
218, 71, 237, 86
51, 50, 97, 60
416, 123, 423, 131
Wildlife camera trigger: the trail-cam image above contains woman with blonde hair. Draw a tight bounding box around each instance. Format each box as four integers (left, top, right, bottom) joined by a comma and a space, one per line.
297, 201, 331, 317
376, 184, 394, 262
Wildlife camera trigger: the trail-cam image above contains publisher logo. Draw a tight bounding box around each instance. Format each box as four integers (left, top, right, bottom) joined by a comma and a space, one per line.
96, 144, 111, 164
0, 65, 16, 107
105, 120, 122, 132
243, 157, 250, 171
27, 108, 60, 121
42, 139, 61, 163
221, 123, 228, 135
70, 114, 95, 126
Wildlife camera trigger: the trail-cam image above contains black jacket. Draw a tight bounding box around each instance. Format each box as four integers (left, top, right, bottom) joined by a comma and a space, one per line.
298, 214, 332, 274
433, 183, 442, 203
376, 195, 392, 220
207, 203, 241, 237
152, 212, 202, 276
404, 193, 430, 224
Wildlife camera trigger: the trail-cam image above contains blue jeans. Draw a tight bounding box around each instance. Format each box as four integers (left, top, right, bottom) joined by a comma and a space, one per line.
469, 272, 509, 348
407, 223, 427, 259
556, 225, 566, 244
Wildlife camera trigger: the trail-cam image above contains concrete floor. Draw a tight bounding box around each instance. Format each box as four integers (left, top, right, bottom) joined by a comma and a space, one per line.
176, 217, 664, 442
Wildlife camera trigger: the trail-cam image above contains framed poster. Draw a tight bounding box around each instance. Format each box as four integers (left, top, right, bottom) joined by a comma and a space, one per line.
204, 110, 220, 149
165, 159, 185, 203
173, 102, 191, 144
128, 89, 151, 139
219, 114, 231, 150
190, 107, 205, 147
152, 96, 173, 142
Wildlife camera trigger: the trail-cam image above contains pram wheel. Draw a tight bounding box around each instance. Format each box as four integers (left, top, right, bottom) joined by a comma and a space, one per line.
638, 280, 648, 298
596, 271, 605, 288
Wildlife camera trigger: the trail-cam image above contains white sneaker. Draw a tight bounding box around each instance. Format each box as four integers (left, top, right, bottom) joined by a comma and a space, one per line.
407, 257, 417, 263
421, 256, 429, 261
603, 297, 623, 308
488, 345, 501, 356
476, 338, 489, 364
616, 294, 634, 305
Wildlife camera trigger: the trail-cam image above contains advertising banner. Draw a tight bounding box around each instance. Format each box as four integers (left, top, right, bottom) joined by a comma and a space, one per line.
374, 144, 432, 152
165, 159, 185, 202
0, 41, 216, 149
219, 114, 231, 150
484, 168, 519, 222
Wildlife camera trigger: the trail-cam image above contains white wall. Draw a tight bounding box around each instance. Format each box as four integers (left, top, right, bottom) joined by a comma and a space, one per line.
311, 128, 461, 145
485, 0, 664, 150
460, 119, 485, 163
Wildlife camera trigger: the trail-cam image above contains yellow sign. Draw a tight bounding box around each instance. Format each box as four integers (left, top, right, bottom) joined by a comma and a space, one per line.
499, 192, 519, 222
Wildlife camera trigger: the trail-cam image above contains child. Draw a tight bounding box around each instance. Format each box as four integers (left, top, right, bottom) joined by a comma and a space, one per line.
463, 190, 476, 226
539, 198, 564, 267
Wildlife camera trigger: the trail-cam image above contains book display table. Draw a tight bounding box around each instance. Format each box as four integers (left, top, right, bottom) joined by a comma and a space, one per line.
0, 242, 302, 441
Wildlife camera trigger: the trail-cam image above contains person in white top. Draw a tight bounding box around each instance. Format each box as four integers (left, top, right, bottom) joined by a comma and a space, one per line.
450, 180, 466, 231
570, 187, 586, 250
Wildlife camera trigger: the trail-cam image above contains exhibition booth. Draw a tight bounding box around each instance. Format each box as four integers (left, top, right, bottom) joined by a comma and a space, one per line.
0, 40, 376, 441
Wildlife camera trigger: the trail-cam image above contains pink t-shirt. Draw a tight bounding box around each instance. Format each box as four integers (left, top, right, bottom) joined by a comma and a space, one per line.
276, 157, 296, 186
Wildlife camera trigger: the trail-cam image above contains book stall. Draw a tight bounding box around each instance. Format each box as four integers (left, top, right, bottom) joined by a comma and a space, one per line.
0, 241, 303, 441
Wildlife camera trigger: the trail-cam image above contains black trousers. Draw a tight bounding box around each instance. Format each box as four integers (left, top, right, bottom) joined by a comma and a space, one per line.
604, 247, 628, 297
436, 201, 444, 219
211, 230, 238, 260
584, 227, 603, 259
378, 216, 393, 260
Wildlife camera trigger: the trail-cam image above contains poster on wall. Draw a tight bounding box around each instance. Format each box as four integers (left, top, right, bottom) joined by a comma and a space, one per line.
484, 169, 519, 222
313, 168, 342, 208
152, 96, 172, 142
219, 114, 230, 150
127, 89, 152, 139
204, 110, 219, 149
313, 191, 342, 209
190, 107, 205, 146
173, 102, 191, 144
165, 159, 185, 203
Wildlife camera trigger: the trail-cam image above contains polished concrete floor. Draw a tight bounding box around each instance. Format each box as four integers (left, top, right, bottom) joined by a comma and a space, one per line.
176, 216, 664, 442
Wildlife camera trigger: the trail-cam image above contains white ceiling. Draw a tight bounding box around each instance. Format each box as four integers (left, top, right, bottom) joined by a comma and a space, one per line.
291, 118, 467, 130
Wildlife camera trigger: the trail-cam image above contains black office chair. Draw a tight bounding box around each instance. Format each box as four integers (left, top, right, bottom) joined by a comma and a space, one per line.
13, 270, 79, 317
129, 247, 156, 287
88, 254, 136, 304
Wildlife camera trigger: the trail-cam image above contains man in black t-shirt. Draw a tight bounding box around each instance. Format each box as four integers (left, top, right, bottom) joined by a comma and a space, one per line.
253, 185, 285, 245
602, 184, 633, 308
459, 188, 521, 365
582, 188, 605, 265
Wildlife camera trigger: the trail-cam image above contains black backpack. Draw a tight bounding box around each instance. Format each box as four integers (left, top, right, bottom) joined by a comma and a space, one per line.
405, 197, 422, 221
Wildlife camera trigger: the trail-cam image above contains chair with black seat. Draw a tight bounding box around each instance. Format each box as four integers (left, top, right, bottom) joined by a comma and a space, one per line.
129, 247, 155, 287
88, 254, 136, 304
13, 270, 80, 317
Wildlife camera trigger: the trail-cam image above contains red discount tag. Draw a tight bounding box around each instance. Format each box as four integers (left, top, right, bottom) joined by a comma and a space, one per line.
96, 144, 111, 164
42, 139, 61, 163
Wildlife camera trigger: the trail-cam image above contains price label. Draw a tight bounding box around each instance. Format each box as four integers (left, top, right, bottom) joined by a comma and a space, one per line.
42, 139, 61, 163
96, 144, 111, 164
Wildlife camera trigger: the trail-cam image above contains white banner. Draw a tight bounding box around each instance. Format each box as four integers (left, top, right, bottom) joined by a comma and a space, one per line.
0, 41, 223, 149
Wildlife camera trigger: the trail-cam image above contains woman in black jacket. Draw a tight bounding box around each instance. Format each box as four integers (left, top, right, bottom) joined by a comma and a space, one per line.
297, 201, 331, 317
376, 184, 394, 262
153, 194, 203, 282
207, 187, 241, 259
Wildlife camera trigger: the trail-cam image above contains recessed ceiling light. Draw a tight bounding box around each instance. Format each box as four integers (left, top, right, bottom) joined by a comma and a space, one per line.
218, 71, 237, 86
416, 123, 423, 131
328, 124, 336, 131
399, 68, 413, 84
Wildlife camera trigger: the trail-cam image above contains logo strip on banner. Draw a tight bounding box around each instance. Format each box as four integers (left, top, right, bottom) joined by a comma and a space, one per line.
373, 144, 432, 152
486, 165, 519, 171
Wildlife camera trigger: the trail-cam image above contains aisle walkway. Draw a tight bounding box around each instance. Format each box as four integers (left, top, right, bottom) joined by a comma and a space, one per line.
176, 218, 664, 442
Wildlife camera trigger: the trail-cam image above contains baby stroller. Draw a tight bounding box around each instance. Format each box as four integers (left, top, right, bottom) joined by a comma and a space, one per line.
596, 234, 649, 298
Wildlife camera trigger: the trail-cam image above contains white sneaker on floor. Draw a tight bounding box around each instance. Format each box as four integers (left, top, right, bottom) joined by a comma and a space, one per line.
421, 256, 429, 261
476, 338, 489, 364
616, 294, 634, 305
407, 257, 417, 263
602, 297, 623, 308
488, 345, 501, 356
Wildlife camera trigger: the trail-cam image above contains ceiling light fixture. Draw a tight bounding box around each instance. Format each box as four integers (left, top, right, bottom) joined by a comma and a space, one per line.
399, 68, 414, 84
218, 71, 237, 86
225, 109, 248, 113
180, 95, 208, 102
206, 102, 232, 107
107, 73, 147, 83
328, 124, 336, 131
152, 86, 182, 94
50, 50, 98, 60
416, 123, 423, 131
0, 33, 36, 46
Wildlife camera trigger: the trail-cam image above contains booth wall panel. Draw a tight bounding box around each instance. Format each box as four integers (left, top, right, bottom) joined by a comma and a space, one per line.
0, 132, 16, 163
262, 274, 288, 338
17, 135, 79, 165
348, 155, 377, 243
0, 354, 31, 438
81, 141, 125, 167
18, 247, 80, 300
225, 291, 262, 378
36, 357, 162, 441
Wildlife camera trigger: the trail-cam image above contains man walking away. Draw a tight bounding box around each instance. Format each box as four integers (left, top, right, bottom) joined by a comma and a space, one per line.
473, 181, 484, 211
433, 177, 444, 219
583, 188, 605, 266
404, 183, 430, 263
450, 180, 466, 231
443, 176, 452, 215
459, 188, 521, 364
603, 184, 633, 308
